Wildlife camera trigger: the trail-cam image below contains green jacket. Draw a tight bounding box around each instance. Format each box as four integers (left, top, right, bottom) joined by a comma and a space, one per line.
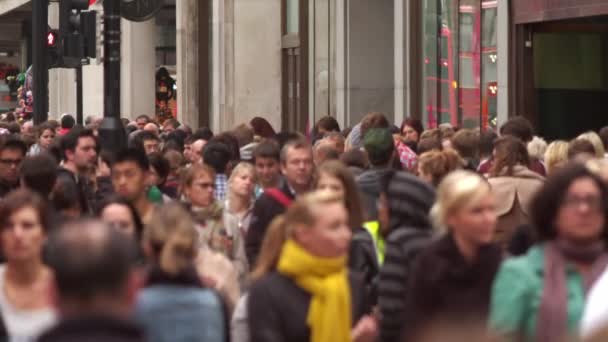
489, 245, 586, 341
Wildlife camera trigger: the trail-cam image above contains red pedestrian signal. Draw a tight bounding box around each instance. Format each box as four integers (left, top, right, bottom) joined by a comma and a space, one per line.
47, 31, 57, 47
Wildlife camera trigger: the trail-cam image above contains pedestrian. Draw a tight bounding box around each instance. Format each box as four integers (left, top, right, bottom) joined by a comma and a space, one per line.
340, 148, 369, 178
544, 140, 569, 175
577, 131, 605, 159
224, 162, 256, 239
56, 127, 98, 214
357, 128, 396, 224
27, 122, 55, 156
20, 154, 58, 200
377, 171, 435, 342
232, 211, 291, 342
111, 148, 155, 225
97, 195, 144, 244
203, 141, 232, 201
249, 117, 276, 140
315, 160, 378, 302
0, 137, 26, 198
147, 152, 172, 203
417, 149, 464, 187
252, 140, 281, 198
182, 163, 248, 281
490, 163, 608, 341
248, 191, 377, 342
569, 138, 597, 163
404, 170, 501, 340
58, 114, 75, 136
312, 116, 341, 141
451, 128, 480, 170
40, 219, 145, 342
133, 130, 161, 156
400, 118, 424, 148
246, 138, 313, 266
224, 162, 256, 283
488, 136, 544, 250
480, 117, 546, 176
135, 203, 227, 342
0, 190, 56, 340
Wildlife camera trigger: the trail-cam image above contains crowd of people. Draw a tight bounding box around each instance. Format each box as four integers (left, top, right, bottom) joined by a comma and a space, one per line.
1, 111, 608, 341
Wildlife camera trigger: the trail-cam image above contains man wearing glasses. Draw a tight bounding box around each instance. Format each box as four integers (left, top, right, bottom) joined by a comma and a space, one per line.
0, 138, 26, 198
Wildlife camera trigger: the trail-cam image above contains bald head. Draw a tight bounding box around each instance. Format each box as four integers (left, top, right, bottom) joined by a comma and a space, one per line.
190, 139, 206, 164
46, 220, 138, 305
143, 123, 159, 136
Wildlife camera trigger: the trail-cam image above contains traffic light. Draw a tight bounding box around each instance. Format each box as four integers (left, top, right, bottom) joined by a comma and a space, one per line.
59, 0, 96, 62
46, 29, 61, 68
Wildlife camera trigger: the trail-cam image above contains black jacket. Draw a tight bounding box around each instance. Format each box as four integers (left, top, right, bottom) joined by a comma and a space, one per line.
37, 316, 145, 342
248, 271, 370, 342
245, 181, 295, 266
403, 234, 503, 340
55, 167, 94, 215
349, 227, 379, 304
0, 180, 18, 199
378, 171, 436, 342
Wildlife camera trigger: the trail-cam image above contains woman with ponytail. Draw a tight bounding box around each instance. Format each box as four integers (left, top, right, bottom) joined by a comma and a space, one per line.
134, 203, 227, 342
247, 190, 377, 342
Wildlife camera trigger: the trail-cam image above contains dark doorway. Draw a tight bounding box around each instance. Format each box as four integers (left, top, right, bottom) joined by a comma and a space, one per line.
531, 16, 608, 140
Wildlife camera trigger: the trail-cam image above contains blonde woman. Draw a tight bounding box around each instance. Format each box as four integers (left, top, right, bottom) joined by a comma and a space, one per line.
248, 191, 377, 342
544, 140, 569, 175
224, 162, 256, 239
578, 131, 606, 159
403, 170, 501, 340
135, 203, 226, 342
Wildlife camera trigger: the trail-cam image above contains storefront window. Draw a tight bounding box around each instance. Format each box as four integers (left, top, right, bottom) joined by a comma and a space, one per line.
422, 0, 497, 130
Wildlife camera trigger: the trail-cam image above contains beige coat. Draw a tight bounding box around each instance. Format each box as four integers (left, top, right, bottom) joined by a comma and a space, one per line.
488, 165, 545, 249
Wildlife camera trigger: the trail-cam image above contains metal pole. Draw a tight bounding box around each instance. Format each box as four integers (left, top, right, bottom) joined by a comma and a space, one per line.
32, 0, 49, 125
76, 65, 83, 125
98, 0, 126, 153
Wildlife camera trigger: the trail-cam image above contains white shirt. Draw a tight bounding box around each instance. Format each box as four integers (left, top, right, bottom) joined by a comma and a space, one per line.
581, 265, 608, 339
0, 265, 56, 342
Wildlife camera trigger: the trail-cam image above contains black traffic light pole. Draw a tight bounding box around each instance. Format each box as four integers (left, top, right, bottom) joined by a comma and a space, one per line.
32, 0, 49, 124
76, 65, 83, 125
98, 0, 126, 153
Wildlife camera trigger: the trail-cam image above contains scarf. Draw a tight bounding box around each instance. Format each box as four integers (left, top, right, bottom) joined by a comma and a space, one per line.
277, 239, 352, 342
537, 241, 608, 342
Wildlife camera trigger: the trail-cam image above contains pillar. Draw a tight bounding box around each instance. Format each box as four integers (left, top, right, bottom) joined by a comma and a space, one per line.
121, 18, 155, 120
176, 0, 200, 128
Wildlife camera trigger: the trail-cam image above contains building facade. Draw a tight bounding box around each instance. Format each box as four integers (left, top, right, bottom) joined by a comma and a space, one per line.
3, 0, 608, 139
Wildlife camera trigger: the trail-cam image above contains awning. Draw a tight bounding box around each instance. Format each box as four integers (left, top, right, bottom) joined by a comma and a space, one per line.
0, 0, 29, 16
513, 0, 608, 24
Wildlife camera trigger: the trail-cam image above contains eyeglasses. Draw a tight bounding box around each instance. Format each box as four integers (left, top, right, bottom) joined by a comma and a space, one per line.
562, 195, 603, 211
195, 182, 215, 189
0, 158, 22, 166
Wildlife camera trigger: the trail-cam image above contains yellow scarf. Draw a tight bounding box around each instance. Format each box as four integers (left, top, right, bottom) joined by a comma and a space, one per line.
277, 239, 352, 342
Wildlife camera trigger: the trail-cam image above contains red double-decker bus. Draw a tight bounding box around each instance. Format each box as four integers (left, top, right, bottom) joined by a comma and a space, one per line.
425, 0, 497, 130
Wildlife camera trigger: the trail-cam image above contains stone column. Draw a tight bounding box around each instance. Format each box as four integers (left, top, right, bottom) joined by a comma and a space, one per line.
176, 0, 200, 128
231, 0, 281, 131
121, 18, 155, 120
346, 0, 395, 125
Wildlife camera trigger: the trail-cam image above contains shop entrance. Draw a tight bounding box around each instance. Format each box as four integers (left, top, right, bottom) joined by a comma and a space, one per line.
530, 17, 608, 140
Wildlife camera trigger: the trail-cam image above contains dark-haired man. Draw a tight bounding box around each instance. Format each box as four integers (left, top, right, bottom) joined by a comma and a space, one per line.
133, 130, 160, 156
0, 138, 27, 198
57, 127, 98, 215
111, 148, 154, 225
39, 220, 144, 342
252, 140, 281, 198
202, 140, 232, 201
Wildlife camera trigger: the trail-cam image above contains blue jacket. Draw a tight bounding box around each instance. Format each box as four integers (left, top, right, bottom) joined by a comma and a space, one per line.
134, 268, 226, 342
